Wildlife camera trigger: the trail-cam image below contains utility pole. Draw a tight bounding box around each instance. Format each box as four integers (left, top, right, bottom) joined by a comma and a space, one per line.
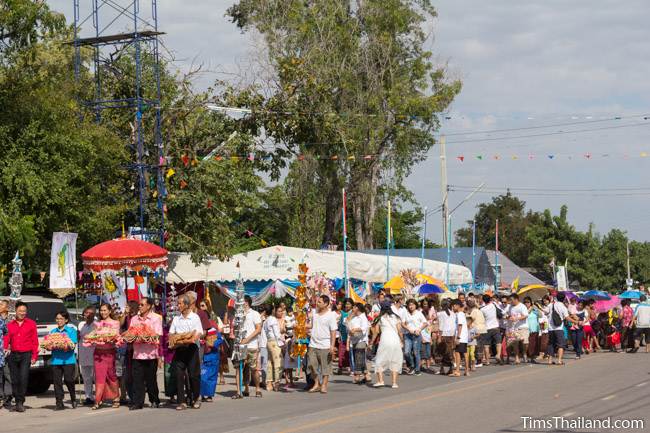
626, 240, 633, 289
440, 135, 449, 247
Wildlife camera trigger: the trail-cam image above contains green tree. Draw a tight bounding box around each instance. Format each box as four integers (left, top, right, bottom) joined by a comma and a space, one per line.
0, 2, 128, 274
455, 192, 540, 265
226, 0, 460, 249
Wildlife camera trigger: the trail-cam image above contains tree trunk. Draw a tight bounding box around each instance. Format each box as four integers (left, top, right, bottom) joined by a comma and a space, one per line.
321, 175, 341, 248
351, 164, 380, 250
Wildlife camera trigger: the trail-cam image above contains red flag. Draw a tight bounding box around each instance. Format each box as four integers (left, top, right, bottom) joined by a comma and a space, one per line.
457, 155, 464, 162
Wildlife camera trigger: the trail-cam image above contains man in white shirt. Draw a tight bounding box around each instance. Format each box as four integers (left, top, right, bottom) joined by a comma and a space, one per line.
633, 295, 650, 353
403, 299, 428, 375
234, 295, 262, 399
169, 294, 204, 409
507, 294, 529, 364
480, 295, 503, 365
307, 295, 338, 394
452, 299, 470, 376
545, 292, 578, 365
77, 306, 96, 406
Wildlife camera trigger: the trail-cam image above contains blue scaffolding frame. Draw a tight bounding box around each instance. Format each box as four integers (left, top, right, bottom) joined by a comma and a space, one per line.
72, 0, 166, 248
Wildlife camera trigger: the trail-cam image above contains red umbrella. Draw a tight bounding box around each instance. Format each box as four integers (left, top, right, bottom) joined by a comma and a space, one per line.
81, 238, 168, 273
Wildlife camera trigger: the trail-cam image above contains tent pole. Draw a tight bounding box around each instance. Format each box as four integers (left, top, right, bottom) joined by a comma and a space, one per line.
471, 219, 476, 292
420, 207, 427, 273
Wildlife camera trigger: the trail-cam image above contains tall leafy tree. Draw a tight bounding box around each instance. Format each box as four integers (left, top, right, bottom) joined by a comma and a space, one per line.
226, 0, 461, 249
0, 1, 128, 274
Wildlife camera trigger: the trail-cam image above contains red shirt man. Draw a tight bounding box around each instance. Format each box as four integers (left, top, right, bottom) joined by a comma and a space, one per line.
3, 312, 39, 362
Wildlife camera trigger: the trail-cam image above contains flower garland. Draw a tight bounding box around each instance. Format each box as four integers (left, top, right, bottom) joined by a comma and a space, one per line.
290, 263, 309, 359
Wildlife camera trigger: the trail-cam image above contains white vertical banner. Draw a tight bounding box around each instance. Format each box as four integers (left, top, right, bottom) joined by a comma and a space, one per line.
556, 266, 568, 290
49, 232, 78, 290
101, 271, 127, 313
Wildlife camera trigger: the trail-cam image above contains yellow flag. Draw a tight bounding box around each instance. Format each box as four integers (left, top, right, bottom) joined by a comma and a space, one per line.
512, 276, 520, 292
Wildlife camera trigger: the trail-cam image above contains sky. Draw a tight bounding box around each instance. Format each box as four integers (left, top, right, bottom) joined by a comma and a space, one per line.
48, 1, 650, 243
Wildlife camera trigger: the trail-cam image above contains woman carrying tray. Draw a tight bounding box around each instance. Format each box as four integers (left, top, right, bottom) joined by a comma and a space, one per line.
90, 304, 121, 410
126, 297, 163, 410
48, 311, 78, 410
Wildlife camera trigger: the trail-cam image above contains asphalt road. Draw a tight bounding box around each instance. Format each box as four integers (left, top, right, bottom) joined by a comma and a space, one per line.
3, 352, 649, 433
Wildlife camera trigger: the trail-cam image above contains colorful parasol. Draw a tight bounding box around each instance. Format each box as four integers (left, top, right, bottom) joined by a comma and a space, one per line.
416, 283, 446, 295
582, 290, 611, 301
618, 290, 643, 300
384, 275, 405, 294
517, 284, 550, 301
81, 238, 168, 273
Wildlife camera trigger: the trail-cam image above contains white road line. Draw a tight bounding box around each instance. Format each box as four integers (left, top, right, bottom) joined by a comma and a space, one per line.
636, 382, 647, 387
601, 394, 616, 400
562, 412, 575, 417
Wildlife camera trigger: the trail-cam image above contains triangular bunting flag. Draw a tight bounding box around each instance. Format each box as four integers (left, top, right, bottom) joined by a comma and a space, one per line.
457, 156, 464, 162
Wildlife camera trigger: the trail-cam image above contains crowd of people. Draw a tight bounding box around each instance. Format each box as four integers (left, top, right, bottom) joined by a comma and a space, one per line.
0, 288, 649, 413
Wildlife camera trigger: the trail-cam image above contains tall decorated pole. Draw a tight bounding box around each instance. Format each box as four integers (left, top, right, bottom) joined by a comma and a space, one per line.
420, 207, 427, 273
291, 264, 309, 378
230, 264, 246, 395
8, 251, 23, 317
471, 220, 476, 292
386, 200, 391, 281
495, 219, 500, 291
445, 217, 451, 286
342, 188, 349, 298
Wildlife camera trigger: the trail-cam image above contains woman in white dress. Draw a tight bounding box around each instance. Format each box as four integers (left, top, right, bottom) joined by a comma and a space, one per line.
369, 303, 404, 389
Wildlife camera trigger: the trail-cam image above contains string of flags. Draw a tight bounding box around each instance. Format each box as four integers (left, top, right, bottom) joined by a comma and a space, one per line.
455, 151, 650, 162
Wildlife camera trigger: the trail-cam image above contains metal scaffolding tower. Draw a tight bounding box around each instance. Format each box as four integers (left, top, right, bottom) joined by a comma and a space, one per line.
72, 0, 166, 246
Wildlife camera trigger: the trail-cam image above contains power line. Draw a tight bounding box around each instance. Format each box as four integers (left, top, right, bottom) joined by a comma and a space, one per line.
448, 188, 650, 197
449, 185, 650, 192
444, 122, 650, 145
441, 114, 649, 136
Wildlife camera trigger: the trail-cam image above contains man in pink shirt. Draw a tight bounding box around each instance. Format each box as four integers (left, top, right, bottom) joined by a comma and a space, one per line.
128, 297, 162, 410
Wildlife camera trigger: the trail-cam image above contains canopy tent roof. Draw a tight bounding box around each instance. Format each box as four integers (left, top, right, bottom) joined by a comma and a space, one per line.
167, 245, 472, 285
363, 247, 495, 286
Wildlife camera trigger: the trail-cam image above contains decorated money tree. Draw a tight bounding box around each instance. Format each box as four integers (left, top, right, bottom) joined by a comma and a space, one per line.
166, 284, 180, 323
306, 272, 335, 302
230, 278, 247, 361
400, 268, 420, 298
290, 263, 309, 359
8, 251, 23, 317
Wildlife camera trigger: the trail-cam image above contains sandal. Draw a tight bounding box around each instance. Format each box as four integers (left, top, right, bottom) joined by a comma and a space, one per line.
255, 391, 263, 398
450, 372, 461, 377
192, 402, 201, 409
372, 382, 385, 387
91, 404, 101, 410
231, 394, 243, 400
112, 401, 120, 409
176, 403, 187, 411
307, 386, 321, 393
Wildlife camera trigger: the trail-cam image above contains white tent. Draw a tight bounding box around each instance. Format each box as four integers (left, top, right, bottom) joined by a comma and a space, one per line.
167, 245, 472, 285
